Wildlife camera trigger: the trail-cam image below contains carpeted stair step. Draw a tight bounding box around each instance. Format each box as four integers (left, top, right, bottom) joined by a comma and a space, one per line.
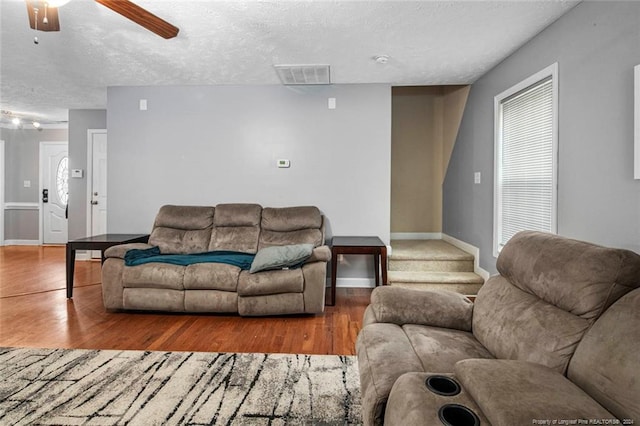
389, 240, 474, 273
387, 271, 484, 296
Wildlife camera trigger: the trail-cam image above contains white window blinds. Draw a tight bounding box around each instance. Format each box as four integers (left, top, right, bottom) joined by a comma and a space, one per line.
494, 67, 557, 255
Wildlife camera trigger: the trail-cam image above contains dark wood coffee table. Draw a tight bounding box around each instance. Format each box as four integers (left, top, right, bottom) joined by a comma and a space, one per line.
330, 236, 388, 306
66, 234, 149, 298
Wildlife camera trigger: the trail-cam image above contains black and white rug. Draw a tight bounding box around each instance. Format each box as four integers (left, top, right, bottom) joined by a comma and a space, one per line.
0, 347, 361, 425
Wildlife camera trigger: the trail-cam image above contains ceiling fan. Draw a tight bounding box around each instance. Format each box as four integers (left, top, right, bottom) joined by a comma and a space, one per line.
25, 0, 179, 40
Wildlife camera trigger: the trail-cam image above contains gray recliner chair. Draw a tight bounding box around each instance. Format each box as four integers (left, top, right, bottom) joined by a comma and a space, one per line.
356, 231, 640, 425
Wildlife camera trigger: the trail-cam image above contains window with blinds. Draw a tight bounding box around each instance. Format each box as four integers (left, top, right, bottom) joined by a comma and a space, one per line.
493, 64, 558, 256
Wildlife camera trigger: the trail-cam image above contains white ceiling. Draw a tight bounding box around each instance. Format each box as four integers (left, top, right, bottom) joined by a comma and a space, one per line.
0, 0, 579, 125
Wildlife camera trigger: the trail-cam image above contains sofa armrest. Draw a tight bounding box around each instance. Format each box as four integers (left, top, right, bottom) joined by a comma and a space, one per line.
455, 359, 615, 425
104, 243, 154, 259
304, 245, 331, 264
368, 286, 474, 331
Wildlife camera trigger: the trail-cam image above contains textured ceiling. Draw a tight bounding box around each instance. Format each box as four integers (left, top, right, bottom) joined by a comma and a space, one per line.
0, 0, 579, 124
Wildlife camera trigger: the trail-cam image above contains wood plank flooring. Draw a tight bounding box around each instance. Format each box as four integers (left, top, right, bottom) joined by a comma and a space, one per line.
0, 246, 372, 355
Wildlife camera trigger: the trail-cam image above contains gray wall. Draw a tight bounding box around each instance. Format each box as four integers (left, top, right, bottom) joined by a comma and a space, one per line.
1, 127, 68, 241
68, 109, 107, 240
107, 84, 391, 282
443, 1, 640, 274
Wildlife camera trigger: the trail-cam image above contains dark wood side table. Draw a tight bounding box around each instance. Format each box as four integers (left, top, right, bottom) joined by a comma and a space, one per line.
66, 234, 149, 299
330, 236, 388, 306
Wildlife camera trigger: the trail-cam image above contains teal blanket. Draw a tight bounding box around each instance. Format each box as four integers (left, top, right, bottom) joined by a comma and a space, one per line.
124, 246, 255, 270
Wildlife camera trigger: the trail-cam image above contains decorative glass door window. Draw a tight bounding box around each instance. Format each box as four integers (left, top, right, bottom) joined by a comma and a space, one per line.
56, 156, 69, 205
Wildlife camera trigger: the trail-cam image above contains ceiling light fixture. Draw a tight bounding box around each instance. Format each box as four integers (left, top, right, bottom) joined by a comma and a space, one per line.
1, 110, 67, 129
374, 55, 390, 64
27, 0, 73, 45
41, 1, 71, 29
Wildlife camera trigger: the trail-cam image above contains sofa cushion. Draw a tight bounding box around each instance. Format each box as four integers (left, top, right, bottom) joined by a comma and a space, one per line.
261, 206, 322, 231
238, 292, 304, 316
149, 205, 214, 254
183, 263, 240, 291
237, 269, 303, 296
259, 206, 323, 249
213, 203, 262, 227
154, 205, 214, 229
209, 204, 261, 254
473, 275, 590, 374
455, 359, 614, 426
123, 263, 185, 290
249, 244, 313, 273
123, 288, 184, 312
184, 290, 237, 312
497, 230, 640, 320
402, 325, 493, 372
567, 288, 640, 421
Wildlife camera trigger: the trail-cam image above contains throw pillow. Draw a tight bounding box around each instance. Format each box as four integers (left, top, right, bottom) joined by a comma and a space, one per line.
250, 244, 314, 273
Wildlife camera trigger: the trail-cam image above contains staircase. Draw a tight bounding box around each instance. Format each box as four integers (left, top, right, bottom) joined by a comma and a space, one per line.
388, 240, 484, 296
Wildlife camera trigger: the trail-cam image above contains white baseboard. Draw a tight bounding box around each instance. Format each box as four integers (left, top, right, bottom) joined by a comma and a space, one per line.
326, 278, 376, 288
3, 239, 40, 246
75, 251, 91, 261
441, 234, 490, 280
390, 232, 442, 240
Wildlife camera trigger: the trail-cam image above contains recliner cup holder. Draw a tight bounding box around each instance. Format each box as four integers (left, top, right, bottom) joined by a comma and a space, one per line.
426, 375, 461, 396
438, 404, 481, 426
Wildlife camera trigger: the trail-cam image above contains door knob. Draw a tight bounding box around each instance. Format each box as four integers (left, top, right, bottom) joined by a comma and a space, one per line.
91, 200, 98, 205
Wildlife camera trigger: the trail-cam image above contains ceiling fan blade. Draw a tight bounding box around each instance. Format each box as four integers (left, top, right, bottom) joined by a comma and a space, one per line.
95, 0, 179, 39
25, 0, 61, 32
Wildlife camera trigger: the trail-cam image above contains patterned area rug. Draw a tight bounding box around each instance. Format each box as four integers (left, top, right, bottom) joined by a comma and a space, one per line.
0, 347, 361, 425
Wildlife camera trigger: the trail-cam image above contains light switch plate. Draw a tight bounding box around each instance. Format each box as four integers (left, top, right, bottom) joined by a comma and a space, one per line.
328, 98, 336, 109
277, 159, 290, 168
23, 180, 31, 188
474, 172, 481, 184
71, 169, 83, 178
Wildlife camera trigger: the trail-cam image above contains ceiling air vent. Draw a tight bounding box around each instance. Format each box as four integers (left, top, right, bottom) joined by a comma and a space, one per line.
274, 64, 331, 85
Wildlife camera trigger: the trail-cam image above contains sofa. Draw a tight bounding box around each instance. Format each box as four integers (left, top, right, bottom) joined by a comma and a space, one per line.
356, 231, 640, 425
101, 204, 331, 316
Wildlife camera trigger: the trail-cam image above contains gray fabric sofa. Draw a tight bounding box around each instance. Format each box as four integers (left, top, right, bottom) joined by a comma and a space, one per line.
356, 231, 640, 425
102, 204, 330, 316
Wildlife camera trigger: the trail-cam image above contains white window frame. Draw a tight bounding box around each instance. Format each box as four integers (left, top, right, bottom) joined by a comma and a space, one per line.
493, 63, 559, 257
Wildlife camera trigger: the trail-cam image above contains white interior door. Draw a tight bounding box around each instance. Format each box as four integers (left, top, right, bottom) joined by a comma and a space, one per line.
89, 130, 107, 258
41, 142, 68, 244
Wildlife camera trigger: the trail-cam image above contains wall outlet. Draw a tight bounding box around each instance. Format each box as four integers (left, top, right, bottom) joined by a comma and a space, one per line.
328, 98, 336, 109
71, 169, 84, 178
139, 99, 147, 111
23, 180, 31, 188
474, 172, 481, 184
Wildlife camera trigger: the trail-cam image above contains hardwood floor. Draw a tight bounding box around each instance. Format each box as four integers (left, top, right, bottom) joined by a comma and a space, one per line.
0, 246, 372, 355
